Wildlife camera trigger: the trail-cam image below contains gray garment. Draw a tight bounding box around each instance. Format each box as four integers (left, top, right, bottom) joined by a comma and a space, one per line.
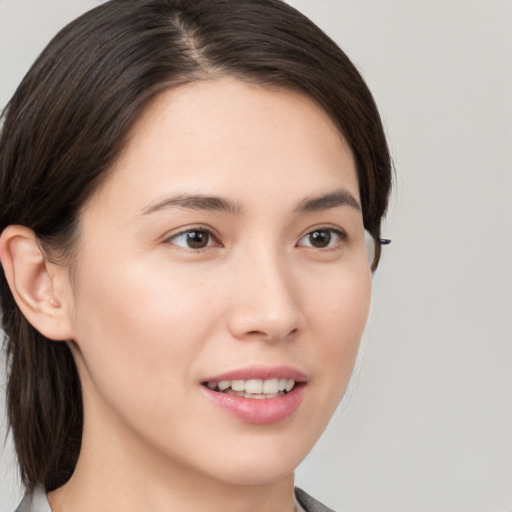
295, 488, 337, 512
15, 486, 336, 512
14, 488, 51, 512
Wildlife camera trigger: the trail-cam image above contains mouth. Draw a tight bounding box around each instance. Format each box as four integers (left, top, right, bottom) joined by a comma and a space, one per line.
200, 367, 307, 424
202, 378, 297, 399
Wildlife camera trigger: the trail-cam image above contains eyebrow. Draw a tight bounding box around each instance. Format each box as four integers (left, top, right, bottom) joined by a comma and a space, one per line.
140, 188, 360, 217
296, 189, 361, 212
141, 194, 242, 216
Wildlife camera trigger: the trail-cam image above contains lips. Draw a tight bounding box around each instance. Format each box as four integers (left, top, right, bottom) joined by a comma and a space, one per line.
201, 366, 307, 424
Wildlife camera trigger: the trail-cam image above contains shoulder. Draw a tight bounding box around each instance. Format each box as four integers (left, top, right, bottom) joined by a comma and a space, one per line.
295, 487, 339, 512
14, 487, 51, 512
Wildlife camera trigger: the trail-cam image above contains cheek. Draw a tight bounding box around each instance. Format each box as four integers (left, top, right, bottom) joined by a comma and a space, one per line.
305, 258, 372, 344
303, 263, 371, 403
69, 257, 218, 417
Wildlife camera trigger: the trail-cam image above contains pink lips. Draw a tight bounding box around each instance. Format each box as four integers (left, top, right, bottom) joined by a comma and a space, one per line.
201, 366, 307, 425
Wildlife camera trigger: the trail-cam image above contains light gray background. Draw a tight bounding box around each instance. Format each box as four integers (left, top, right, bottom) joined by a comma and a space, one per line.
1, 1, 511, 511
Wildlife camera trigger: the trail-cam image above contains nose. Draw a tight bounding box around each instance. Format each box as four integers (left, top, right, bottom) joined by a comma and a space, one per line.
226, 247, 302, 343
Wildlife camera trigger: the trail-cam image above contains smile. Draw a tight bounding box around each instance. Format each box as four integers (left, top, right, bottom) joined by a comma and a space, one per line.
201, 367, 306, 424
204, 378, 296, 399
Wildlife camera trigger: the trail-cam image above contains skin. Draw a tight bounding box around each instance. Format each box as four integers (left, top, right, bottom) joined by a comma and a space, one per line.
2, 78, 372, 511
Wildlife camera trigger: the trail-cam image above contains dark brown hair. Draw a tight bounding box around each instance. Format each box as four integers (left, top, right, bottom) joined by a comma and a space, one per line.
0, 0, 392, 491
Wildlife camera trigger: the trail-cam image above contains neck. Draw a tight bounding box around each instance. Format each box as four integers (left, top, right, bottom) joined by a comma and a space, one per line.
48, 385, 296, 512
49, 470, 296, 512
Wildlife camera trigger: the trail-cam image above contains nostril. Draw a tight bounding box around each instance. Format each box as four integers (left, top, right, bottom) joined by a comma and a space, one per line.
245, 327, 298, 341
246, 330, 268, 338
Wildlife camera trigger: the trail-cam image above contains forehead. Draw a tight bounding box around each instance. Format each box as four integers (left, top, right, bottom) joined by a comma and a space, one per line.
85, 77, 359, 217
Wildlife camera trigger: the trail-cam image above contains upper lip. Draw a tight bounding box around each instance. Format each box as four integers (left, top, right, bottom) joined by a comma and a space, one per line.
202, 365, 307, 383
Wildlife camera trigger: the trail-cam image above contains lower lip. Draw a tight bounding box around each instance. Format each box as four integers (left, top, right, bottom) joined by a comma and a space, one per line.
201, 384, 306, 425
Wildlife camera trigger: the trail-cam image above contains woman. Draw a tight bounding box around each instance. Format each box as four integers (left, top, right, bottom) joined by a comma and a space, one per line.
0, 0, 391, 510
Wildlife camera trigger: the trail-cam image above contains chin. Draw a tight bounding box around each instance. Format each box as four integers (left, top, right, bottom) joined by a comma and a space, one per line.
191, 431, 316, 487
209, 461, 297, 487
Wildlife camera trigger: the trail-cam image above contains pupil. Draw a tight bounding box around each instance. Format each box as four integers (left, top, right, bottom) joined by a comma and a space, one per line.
310, 230, 331, 248
187, 230, 209, 249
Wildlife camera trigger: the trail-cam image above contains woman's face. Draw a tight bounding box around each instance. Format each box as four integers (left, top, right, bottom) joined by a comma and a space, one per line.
66, 78, 372, 486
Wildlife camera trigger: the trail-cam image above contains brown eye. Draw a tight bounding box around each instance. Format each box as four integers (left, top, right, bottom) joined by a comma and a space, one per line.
298, 228, 345, 249
309, 230, 331, 248
169, 229, 215, 249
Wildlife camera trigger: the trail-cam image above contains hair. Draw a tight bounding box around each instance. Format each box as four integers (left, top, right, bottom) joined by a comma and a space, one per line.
0, 0, 392, 492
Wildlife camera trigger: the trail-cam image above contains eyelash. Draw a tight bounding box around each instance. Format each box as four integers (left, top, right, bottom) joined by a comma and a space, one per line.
165, 226, 347, 251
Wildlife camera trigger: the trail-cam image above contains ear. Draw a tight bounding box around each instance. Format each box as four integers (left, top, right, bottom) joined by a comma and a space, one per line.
0, 225, 75, 341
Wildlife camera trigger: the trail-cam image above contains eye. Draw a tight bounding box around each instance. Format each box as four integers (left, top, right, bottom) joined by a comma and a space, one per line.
167, 228, 219, 250
297, 228, 346, 249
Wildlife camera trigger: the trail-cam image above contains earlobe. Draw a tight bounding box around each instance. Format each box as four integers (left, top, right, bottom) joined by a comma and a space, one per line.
0, 225, 75, 341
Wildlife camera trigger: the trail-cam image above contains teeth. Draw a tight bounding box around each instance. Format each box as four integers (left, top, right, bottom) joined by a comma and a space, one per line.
245, 393, 267, 399
245, 379, 263, 394
231, 380, 245, 392
206, 378, 297, 396
262, 378, 279, 394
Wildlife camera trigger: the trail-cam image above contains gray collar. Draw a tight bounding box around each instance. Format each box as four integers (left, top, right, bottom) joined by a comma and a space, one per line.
14, 486, 51, 512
